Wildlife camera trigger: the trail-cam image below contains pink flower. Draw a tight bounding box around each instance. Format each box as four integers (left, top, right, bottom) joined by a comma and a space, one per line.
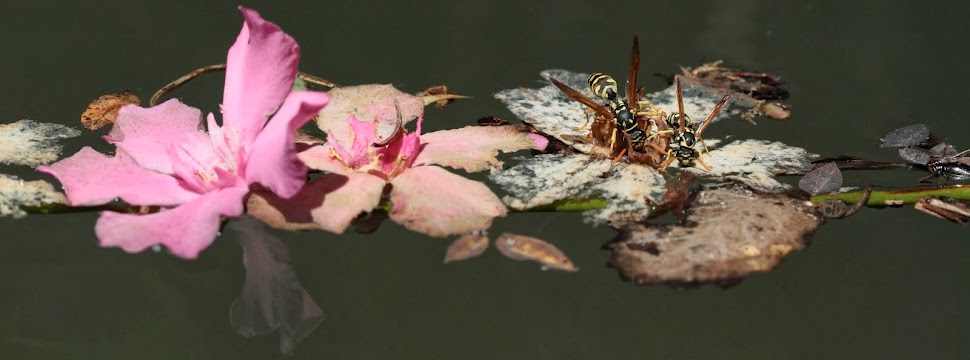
37, 7, 328, 259
256, 114, 549, 236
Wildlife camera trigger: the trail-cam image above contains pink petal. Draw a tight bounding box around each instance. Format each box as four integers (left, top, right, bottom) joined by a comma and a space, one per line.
376, 116, 422, 175
325, 115, 379, 170
37, 147, 199, 207
244, 91, 330, 198
389, 166, 507, 237
297, 145, 351, 175
223, 7, 299, 146
310, 173, 386, 234
247, 173, 385, 234
96, 186, 248, 259
413, 125, 549, 173
104, 99, 204, 174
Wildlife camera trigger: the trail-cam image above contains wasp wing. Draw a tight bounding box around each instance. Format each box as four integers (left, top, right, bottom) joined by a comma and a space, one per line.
551, 77, 615, 120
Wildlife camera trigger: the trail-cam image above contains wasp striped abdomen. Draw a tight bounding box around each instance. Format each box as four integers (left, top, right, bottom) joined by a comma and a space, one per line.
588, 73, 619, 100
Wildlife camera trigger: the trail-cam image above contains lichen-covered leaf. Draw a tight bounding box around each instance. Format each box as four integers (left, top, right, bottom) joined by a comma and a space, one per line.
494, 232, 576, 272
229, 216, 324, 356
799, 162, 843, 195
881, 124, 929, 148
684, 139, 816, 192
80, 92, 141, 130
606, 185, 823, 287
899, 147, 930, 165
0, 120, 82, 166
0, 174, 68, 218
443, 232, 490, 263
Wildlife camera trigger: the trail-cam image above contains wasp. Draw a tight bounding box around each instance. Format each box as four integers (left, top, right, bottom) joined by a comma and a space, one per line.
651, 77, 730, 171
550, 35, 661, 156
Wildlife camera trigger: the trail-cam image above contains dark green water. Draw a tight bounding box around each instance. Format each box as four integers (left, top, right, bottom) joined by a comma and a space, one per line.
2, 1, 968, 359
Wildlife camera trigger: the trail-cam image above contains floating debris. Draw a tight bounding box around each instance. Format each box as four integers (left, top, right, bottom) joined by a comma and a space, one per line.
606, 185, 822, 287
799, 162, 843, 195
229, 216, 324, 356
443, 231, 490, 263
80, 92, 141, 130
494, 232, 577, 272
669, 60, 793, 122
880, 123, 930, 148
0, 174, 68, 218
0, 119, 82, 166
914, 197, 970, 224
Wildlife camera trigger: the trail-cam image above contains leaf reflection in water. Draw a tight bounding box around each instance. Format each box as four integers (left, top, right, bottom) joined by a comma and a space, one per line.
228, 216, 324, 356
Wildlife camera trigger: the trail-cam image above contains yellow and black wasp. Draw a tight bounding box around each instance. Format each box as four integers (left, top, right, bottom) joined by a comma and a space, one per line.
549, 35, 660, 158
654, 77, 730, 171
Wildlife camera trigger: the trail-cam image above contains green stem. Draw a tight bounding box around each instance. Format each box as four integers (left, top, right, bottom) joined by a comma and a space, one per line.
811, 185, 970, 206
510, 198, 608, 212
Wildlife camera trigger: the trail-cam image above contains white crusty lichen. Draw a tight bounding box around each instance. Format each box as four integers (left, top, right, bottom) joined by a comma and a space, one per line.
0, 174, 67, 218
0, 119, 81, 166
491, 70, 815, 226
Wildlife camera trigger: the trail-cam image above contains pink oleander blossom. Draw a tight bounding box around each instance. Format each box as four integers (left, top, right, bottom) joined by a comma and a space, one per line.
257, 114, 549, 236
37, 7, 328, 259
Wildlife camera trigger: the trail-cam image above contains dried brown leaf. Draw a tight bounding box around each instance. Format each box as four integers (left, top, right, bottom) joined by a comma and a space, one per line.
606, 185, 822, 287
443, 232, 490, 263
494, 232, 577, 272
81, 92, 141, 130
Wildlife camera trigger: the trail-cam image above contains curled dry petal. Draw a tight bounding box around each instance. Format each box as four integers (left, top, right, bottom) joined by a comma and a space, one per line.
314, 84, 425, 146
443, 233, 490, 263
244, 91, 330, 198
494, 233, 577, 272
389, 166, 506, 237
105, 99, 205, 174
223, 6, 300, 146
96, 186, 249, 259
80, 92, 141, 130
37, 147, 199, 207
413, 125, 549, 173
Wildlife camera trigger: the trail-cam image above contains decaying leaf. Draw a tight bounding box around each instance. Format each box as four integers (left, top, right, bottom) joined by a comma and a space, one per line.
489, 154, 666, 225
899, 147, 930, 165
672, 61, 793, 122
80, 92, 141, 130
494, 232, 577, 272
799, 162, 843, 195
229, 216, 324, 356
681, 139, 815, 192
0, 174, 68, 218
0, 119, 82, 166
443, 232, 490, 263
606, 185, 822, 287
880, 124, 930, 148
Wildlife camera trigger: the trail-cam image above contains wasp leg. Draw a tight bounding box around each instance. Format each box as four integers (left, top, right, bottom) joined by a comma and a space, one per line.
658, 149, 675, 172
572, 109, 595, 131
647, 142, 667, 154
647, 129, 675, 140
694, 152, 713, 171
700, 138, 711, 156
612, 147, 628, 162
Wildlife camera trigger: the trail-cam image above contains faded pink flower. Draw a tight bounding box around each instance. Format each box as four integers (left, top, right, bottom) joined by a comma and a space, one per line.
273, 115, 549, 236
37, 7, 328, 259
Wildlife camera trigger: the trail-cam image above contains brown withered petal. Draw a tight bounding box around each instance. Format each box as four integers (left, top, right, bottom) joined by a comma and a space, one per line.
443, 232, 490, 263
606, 185, 823, 288
81, 92, 141, 130
494, 232, 577, 272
